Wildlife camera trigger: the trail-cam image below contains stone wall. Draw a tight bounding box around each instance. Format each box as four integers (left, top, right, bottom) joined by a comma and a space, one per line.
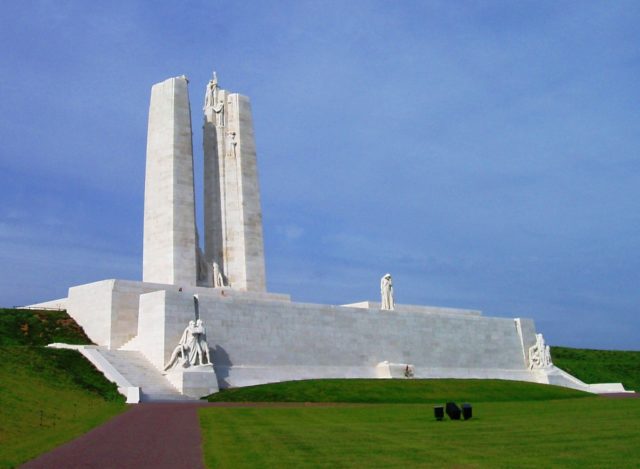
67, 280, 290, 349
131, 289, 538, 388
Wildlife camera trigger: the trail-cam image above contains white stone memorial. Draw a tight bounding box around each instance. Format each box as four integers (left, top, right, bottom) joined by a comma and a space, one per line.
29, 71, 631, 402
380, 273, 394, 310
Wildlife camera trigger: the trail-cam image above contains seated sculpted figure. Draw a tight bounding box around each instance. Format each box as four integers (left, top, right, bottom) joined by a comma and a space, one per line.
164, 320, 195, 371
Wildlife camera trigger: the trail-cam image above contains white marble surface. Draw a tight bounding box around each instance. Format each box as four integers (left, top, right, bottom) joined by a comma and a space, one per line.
166, 364, 219, 398
143, 76, 198, 286
128, 289, 541, 388
67, 278, 290, 349
203, 78, 266, 292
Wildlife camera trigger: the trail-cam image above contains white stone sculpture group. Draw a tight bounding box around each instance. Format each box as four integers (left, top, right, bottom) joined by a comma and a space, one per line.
164, 319, 212, 371
381, 273, 394, 310
528, 333, 552, 369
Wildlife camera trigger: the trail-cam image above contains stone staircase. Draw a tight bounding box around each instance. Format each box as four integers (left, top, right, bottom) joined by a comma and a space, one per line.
97, 348, 195, 402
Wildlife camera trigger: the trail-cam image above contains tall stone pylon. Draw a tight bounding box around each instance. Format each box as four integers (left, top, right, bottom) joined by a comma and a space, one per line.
143, 76, 198, 286
203, 72, 266, 291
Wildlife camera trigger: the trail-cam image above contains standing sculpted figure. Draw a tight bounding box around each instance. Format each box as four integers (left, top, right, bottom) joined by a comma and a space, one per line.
212, 261, 226, 287
381, 273, 395, 310
204, 71, 225, 126
195, 319, 211, 365
227, 131, 237, 158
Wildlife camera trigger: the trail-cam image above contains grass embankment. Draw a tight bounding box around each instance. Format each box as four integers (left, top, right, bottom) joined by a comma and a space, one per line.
202, 347, 640, 468
0, 308, 126, 469
200, 398, 640, 468
207, 378, 590, 403
552, 346, 640, 391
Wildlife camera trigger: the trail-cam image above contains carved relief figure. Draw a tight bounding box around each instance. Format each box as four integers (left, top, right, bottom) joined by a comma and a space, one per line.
381, 273, 394, 310
204, 72, 218, 108
227, 131, 237, 158
213, 95, 225, 127
528, 333, 552, 369
204, 71, 225, 126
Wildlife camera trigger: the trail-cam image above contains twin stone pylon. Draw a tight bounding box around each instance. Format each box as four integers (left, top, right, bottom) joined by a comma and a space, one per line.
142, 74, 266, 292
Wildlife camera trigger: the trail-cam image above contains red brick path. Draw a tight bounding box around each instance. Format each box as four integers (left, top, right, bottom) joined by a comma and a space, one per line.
22, 403, 207, 469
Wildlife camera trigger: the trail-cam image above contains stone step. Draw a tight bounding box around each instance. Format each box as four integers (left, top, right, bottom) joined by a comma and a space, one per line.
96, 348, 196, 401
141, 392, 196, 402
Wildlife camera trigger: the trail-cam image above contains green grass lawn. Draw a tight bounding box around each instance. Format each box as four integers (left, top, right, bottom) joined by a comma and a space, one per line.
207, 378, 591, 403
0, 309, 126, 468
551, 346, 640, 391
200, 398, 640, 468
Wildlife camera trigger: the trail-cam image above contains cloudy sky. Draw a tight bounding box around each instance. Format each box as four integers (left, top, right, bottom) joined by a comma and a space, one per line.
1, 1, 638, 350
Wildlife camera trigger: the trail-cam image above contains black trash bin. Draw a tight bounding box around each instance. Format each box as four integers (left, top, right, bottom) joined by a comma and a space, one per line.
434, 406, 444, 421
445, 402, 461, 420
461, 403, 472, 420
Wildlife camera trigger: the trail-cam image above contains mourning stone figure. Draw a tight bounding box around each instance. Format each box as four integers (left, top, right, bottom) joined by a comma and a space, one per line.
203, 72, 218, 109
528, 333, 552, 369
204, 71, 225, 126
381, 273, 394, 310
164, 320, 195, 371
163, 319, 213, 371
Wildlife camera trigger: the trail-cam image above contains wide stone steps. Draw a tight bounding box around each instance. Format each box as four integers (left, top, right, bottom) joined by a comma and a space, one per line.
98, 348, 195, 402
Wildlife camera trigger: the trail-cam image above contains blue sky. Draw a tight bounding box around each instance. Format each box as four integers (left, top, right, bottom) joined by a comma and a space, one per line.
1, 1, 638, 350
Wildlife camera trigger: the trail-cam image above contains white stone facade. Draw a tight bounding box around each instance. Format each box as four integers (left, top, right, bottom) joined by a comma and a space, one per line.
33, 72, 631, 399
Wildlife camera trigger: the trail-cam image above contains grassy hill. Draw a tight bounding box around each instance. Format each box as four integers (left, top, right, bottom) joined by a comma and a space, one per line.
207, 378, 591, 403
207, 346, 639, 403
551, 346, 640, 391
0, 308, 91, 346
0, 308, 126, 469
202, 348, 640, 468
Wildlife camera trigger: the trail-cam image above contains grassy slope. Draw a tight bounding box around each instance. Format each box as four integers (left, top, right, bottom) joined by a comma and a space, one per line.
0, 308, 91, 346
207, 378, 590, 403
552, 346, 640, 391
200, 398, 640, 468
0, 309, 126, 468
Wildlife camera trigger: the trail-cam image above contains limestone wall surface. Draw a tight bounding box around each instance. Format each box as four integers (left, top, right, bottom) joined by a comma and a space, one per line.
132, 289, 537, 388
67, 279, 290, 349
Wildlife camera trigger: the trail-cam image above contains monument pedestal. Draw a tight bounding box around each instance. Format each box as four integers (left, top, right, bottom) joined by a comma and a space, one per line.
166, 364, 219, 398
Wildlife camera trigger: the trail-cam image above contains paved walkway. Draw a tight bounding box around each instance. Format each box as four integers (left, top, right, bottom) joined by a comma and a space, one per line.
22, 403, 207, 469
